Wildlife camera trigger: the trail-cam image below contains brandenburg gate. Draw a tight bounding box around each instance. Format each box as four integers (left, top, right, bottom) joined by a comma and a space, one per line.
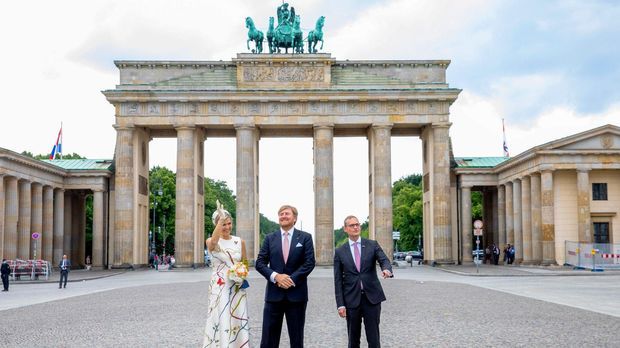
103, 53, 460, 267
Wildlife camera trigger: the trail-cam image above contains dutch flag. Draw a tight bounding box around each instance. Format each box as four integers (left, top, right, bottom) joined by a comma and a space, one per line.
49, 126, 62, 160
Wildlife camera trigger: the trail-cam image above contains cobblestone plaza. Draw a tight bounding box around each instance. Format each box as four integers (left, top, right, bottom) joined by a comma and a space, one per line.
1, 265, 618, 347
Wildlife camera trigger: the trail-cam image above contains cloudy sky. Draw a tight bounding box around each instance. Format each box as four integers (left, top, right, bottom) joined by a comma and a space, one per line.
1, 0, 618, 232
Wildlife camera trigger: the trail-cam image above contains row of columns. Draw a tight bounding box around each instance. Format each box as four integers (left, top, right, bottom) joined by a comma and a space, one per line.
1, 175, 106, 267
460, 170, 557, 265
114, 123, 397, 266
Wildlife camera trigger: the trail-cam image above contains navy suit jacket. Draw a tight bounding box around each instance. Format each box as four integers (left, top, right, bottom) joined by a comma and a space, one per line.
255, 228, 316, 302
58, 260, 71, 272
334, 238, 392, 308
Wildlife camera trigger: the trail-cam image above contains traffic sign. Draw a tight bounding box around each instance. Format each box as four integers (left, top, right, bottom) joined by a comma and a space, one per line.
31, 232, 40, 239
473, 220, 483, 229
473, 228, 483, 236
392, 231, 400, 240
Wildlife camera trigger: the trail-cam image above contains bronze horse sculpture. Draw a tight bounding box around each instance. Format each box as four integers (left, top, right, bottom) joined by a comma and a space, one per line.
307, 16, 325, 54
245, 17, 264, 54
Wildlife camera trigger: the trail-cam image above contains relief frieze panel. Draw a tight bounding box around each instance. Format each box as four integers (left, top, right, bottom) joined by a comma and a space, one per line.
118, 100, 448, 117
243, 66, 325, 82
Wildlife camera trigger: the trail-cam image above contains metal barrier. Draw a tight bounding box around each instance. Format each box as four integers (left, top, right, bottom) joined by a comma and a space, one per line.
8, 259, 52, 280
565, 241, 620, 271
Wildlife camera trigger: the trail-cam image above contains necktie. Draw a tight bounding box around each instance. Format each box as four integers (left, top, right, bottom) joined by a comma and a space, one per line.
283, 232, 290, 263
353, 242, 361, 272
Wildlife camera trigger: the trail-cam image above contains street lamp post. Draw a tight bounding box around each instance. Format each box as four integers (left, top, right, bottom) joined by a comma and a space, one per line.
151, 182, 163, 256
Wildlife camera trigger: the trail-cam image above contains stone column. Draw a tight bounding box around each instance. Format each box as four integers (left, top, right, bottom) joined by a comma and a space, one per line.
530, 173, 542, 263
0, 175, 4, 260
193, 129, 205, 267
369, 124, 393, 260
42, 186, 54, 262
461, 185, 473, 262
18, 180, 31, 260
31, 183, 43, 260
93, 190, 104, 268
73, 193, 86, 266
512, 179, 522, 263
521, 176, 533, 264
491, 189, 499, 246
236, 125, 258, 262
53, 188, 65, 265
541, 170, 556, 265
505, 182, 514, 245
313, 124, 334, 265
63, 192, 73, 260
175, 126, 197, 267
114, 125, 135, 267
577, 169, 592, 242
431, 123, 452, 263
3, 177, 18, 260
497, 185, 506, 251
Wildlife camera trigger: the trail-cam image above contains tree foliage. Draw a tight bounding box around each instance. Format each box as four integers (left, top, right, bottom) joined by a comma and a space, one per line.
21, 151, 85, 160
392, 174, 423, 251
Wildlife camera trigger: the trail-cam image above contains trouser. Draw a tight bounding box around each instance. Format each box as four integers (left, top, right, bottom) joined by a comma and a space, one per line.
59, 270, 68, 288
1, 274, 8, 290
261, 299, 307, 348
346, 291, 382, 348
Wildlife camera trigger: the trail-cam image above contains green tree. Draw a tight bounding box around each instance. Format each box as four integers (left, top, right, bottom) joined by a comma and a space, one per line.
203, 177, 236, 238
392, 174, 423, 251
149, 166, 176, 255
471, 191, 483, 221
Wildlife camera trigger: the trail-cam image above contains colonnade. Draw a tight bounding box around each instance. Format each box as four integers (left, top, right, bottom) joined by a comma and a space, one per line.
112, 120, 454, 267
460, 169, 565, 265
0, 174, 107, 268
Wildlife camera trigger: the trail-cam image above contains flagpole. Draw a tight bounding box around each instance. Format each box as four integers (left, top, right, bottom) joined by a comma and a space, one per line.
60, 121, 63, 159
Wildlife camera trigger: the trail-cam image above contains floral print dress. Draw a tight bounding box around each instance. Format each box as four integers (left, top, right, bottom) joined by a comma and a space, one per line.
203, 236, 250, 347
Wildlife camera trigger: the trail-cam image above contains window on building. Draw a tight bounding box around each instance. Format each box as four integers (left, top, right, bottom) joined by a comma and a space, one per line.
592, 183, 608, 200
593, 222, 610, 244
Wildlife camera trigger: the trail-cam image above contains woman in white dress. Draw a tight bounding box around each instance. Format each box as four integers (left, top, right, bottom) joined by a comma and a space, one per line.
203, 208, 250, 347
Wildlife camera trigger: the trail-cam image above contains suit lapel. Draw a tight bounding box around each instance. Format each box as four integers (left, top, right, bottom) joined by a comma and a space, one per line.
359, 239, 368, 271
286, 229, 302, 262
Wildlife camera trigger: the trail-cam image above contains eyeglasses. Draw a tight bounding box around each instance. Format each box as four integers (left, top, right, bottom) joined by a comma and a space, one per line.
346, 223, 361, 228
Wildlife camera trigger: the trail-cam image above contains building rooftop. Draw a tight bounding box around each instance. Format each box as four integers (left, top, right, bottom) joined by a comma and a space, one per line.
41, 159, 113, 171
453, 157, 508, 168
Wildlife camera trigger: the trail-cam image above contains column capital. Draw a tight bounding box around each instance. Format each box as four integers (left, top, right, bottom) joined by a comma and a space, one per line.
576, 165, 591, 173
539, 165, 555, 173
18, 178, 31, 184
54, 187, 65, 193
371, 123, 393, 130
313, 123, 334, 129
461, 184, 473, 190
234, 124, 256, 131
113, 124, 135, 131
431, 122, 452, 129
174, 125, 196, 131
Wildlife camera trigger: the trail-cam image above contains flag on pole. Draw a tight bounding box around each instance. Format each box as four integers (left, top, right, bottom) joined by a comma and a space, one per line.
502, 118, 510, 157
49, 125, 62, 160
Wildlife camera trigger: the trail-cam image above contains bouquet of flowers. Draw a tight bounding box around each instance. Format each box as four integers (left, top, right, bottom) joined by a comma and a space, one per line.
228, 260, 250, 289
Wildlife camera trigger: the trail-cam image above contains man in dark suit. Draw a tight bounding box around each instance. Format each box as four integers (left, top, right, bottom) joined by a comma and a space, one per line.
334, 215, 393, 348
256, 205, 316, 348
1, 259, 10, 291
58, 254, 71, 289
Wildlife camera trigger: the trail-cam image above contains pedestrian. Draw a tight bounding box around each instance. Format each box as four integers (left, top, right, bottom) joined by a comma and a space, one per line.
153, 254, 159, 270
59, 254, 71, 289
492, 243, 500, 265
334, 215, 393, 348
484, 245, 492, 264
255, 204, 316, 348
509, 245, 516, 264
1, 259, 10, 292
85, 255, 92, 270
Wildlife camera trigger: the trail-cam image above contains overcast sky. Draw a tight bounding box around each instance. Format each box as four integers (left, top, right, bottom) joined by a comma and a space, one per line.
1, 0, 618, 233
